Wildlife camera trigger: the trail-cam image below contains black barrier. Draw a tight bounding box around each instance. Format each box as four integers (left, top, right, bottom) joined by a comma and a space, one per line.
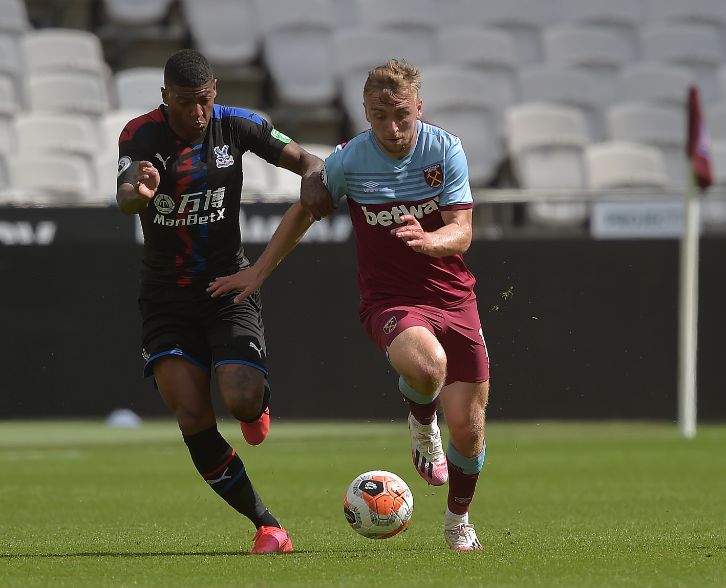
1, 206, 724, 420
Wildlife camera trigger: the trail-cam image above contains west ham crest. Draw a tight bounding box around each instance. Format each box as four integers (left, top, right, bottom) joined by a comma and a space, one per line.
383, 316, 398, 335
423, 163, 443, 188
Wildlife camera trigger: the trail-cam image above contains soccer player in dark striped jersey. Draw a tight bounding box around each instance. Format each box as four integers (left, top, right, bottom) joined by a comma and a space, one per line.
208, 60, 490, 551
116, 49, 325, 554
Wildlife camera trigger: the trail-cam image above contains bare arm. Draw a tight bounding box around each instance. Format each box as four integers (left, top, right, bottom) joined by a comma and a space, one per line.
116, 161, 160, 215
390, 208, 473, 257
207, 201, 314, 303
277, 141, 334, 221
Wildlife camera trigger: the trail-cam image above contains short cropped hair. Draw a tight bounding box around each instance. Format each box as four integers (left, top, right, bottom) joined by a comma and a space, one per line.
164, 49, 213, 88
363, 59, 420, 102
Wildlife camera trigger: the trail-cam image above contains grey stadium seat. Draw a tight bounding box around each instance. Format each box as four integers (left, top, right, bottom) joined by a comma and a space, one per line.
27, 72, 112, 116
606, 102, 686, 188
22, 29, 108, 75
14, 112, 101, 160
617, 62, 694, 108
114, 67, 164, 112
585, 141, 669, 190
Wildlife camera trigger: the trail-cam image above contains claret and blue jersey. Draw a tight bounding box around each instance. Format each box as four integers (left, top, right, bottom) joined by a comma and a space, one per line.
118, 104, 288, 289
323, 120, 477, 310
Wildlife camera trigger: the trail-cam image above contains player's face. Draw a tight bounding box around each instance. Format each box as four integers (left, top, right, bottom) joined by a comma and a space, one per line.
162, 79, 217, 142
364, 89, 422, 159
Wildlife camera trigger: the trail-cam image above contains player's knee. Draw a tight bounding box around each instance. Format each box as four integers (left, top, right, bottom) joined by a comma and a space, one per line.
222, 383, 265, 421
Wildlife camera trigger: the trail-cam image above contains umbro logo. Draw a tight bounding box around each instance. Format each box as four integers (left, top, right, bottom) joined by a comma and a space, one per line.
362, 180, 381, 192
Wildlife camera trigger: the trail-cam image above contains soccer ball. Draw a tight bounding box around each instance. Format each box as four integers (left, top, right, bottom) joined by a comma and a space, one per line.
343, 470, 414, 539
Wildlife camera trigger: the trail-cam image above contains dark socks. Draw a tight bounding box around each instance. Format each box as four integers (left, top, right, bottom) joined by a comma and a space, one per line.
406, 396, 440, 425
183, 426, 279, 528
446, 461, 480, 515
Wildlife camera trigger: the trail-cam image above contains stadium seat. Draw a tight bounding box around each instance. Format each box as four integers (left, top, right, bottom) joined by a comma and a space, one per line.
299, 143, 335, 161
14, 112, 101, 160
93, 149, 120, 203
645, 0, 726, 38
701, 139, 726, 228
640, 24, 723, 103
0, 33, 22, 81
707, 102, 726, 140
100, 109, 148, 150
8, 154, 96, 203
518, 65, 606, 140
421, 66, 505, 187
557, 0, 644, 56
543, 26, 632, 104
606, 101, 686, 188
22, 29, 108, 75
505, 102, 590, 227
0, 74, 18, 115
332, 28, 412, 135
102, 0, 175, 25
0, 113, 13, 156
505, 102, 588, 188
617, 62, 694, 108
255, 0, 337, 107
718, 65, 726, 101
241, 152, 277, 198
114, 67, 164, 112
354, 0, 439, 66
181, 0, 260, 68
27, 71, 112, 116
469, 0, 558, 64
0, 0, 30, 35
585, 141, 669, 189
435, 27, 519, 108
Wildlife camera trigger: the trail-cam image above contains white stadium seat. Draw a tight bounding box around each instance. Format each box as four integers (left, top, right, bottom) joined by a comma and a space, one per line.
543, 26, 632, 104
585, 141, 669, 189
181, 0, 260, 67
102, 0, 175, 25
606, 101, 686, 188
14, 112, 101, 159
421, 66, 505, 186
556, 0, 644, 57
114, 67, 164, 112
617, 62, 694, 108
640, 24, 723, 103
8, 154, 97, 202
707, 102, 726, 140
506, 102, 588, 188
470, 0, 558, 64
646, 0, 726, 36
27, 72, 112, 116
354, 0, 439, 66
241, 152, 276, 197
255, 0, 337, 107
0, 0, 30, 35
22, 29, 107, 75
0, 113, 13, 155
518, 65, 606, 140
435, 27, 519, 108
100, 109, 148, 150
701, 140, 726, 227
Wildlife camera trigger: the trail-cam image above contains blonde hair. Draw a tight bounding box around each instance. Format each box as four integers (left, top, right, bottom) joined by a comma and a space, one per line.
363, 59, 420, 102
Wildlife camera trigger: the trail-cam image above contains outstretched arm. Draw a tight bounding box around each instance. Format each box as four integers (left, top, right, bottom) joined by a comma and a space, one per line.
207, 201, 314, 303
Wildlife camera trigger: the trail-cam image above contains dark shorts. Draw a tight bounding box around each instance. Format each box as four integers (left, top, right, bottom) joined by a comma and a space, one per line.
362, 297, 490, 385
138, 284, 267, 378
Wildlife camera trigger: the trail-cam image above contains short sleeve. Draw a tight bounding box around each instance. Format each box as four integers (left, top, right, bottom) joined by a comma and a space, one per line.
439, 137, 473, 208
323, 144, 348, 206
117, 124, 143, 186
223, 106, 290, 165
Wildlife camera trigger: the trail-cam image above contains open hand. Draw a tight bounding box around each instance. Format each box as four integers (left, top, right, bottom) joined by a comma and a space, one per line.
207, 267, 264, 304
390, 215, 431, 254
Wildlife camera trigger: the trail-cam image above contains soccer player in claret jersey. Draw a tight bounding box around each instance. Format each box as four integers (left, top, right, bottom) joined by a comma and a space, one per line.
208, 59, 490, 551
116, 49, 325, 554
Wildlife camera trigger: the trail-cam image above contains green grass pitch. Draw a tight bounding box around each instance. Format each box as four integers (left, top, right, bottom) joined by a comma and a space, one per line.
1, 420, 724, 587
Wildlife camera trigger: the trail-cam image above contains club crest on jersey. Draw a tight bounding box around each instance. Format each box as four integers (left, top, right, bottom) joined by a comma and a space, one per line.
423, 163, 443, 188
383, 316, 398, 335
214, 145, 234, 168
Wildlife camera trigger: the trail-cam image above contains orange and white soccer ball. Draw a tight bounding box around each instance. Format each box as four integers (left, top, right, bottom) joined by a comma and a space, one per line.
343, 470, 414, 539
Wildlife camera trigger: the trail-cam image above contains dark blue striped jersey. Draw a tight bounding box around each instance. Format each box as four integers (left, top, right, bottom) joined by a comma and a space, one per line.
118, 104, 289, 288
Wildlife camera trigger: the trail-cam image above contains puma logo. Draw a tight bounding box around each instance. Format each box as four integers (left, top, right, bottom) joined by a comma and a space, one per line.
207, 468, 231, 485
155, 153, 171, 170
249, 341, 263, 358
